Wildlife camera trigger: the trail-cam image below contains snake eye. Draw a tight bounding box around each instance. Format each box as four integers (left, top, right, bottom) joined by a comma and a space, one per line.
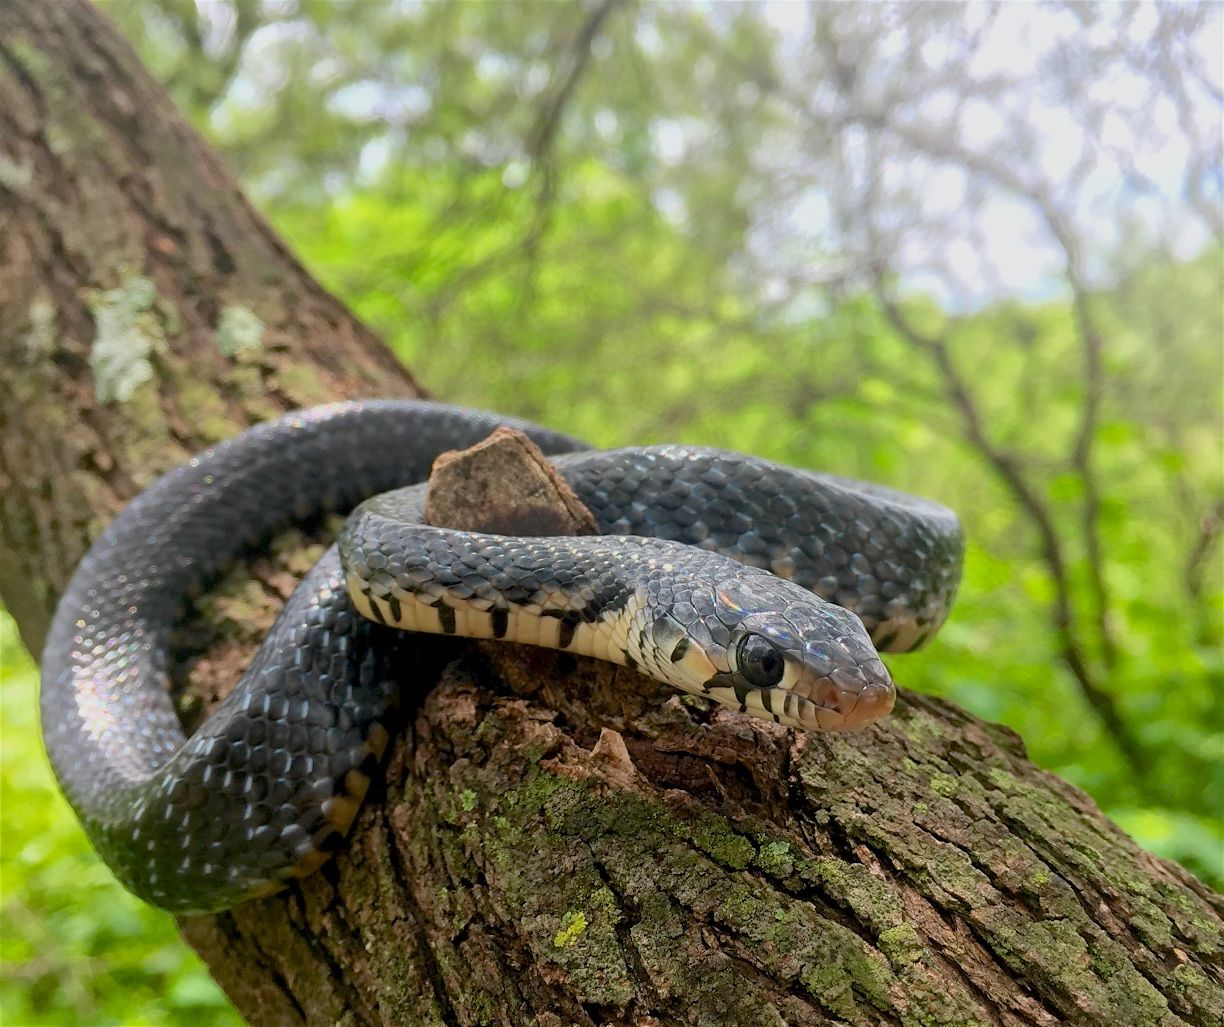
736, 634, 785, 689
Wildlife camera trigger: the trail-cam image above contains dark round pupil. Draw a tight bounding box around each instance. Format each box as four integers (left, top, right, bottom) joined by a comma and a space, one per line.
737, 634, 784, 687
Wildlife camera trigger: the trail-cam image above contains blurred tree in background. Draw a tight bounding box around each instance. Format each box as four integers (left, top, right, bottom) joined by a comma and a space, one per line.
2, 1, 1220, 1023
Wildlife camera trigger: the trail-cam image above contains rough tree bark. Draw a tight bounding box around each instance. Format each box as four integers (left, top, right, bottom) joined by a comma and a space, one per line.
1, 3, 1221, 1026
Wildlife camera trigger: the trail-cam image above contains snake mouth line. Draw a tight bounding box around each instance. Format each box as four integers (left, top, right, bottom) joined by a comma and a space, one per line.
706, 674, 895, 732
783, 680, 895, 731
830, 680, 896, 729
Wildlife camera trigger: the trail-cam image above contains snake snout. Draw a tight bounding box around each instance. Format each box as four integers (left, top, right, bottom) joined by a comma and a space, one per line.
835, 672, 896, 729
793, 661, 895, 731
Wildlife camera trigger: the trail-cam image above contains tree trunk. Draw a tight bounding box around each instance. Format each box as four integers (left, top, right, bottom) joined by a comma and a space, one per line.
1, 3, 1220, 1026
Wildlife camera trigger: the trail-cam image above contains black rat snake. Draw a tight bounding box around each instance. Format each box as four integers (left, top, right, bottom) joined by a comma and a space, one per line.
39, 401, 962, 913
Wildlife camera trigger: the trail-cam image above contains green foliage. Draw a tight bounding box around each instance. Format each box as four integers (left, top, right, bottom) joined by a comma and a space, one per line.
0, 613, 241, 1026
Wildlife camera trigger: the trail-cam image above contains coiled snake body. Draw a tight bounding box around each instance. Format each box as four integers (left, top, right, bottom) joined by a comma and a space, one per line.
40, 401, 962, 913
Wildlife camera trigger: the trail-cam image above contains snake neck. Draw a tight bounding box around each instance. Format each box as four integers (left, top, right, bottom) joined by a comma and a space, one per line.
341, 517, 705, 671
345, 568, 648, 662
346, 570, 729, 702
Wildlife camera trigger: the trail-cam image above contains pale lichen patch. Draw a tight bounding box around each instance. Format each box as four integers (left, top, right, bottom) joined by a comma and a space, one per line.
754, 839, 795, 877
88, 274, 163, 403
20, 299, 56, 359
216, 305, 265, 356
0, 158, 32, 193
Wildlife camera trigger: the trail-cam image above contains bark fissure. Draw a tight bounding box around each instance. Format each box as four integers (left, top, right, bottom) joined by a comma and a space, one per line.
383, 804, 465, 1027
213, 913, 311, 1025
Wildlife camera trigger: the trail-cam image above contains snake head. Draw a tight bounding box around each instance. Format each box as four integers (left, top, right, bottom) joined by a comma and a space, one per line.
660, 574, 895, 732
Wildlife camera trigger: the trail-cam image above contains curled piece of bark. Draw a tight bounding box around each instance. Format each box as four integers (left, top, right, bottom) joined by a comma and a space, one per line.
424, 426, 598, 537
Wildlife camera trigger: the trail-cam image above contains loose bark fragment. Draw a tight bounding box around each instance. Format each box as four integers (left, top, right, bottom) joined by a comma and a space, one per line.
425, 426, 598, 537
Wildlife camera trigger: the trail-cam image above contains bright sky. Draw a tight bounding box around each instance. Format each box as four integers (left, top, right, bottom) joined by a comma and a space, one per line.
752, 1, 1221, 307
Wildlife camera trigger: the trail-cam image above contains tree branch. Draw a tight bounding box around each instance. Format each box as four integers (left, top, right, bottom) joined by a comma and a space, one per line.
1186, 498, 1224, 607
526, 0, 626, 164
872, 286, 1149, 778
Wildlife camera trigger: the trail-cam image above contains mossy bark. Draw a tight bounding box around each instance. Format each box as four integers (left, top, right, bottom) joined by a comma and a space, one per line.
0, 0, 418, 656
1, 3, 1221, 1026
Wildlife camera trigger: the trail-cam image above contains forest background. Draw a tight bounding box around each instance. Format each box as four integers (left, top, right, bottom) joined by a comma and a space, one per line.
1, 2, 1220, 1024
